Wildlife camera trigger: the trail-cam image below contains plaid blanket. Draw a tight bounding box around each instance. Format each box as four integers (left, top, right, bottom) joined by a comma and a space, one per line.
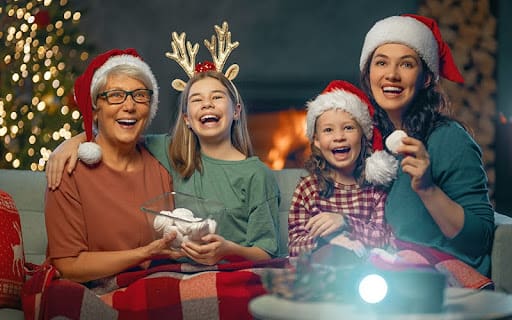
22, 258, 288, 320
369, 239, 494, 290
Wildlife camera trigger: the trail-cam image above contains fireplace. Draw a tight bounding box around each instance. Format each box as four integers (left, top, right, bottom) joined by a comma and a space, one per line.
247, 108, 310, 169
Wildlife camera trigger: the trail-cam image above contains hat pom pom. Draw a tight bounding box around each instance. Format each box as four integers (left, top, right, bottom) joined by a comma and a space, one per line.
78, 142, 102, 165
365, 150, 399, 186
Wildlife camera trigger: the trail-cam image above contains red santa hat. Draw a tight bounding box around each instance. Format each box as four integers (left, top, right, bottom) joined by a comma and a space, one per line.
306, 80, 398, 186
359, 14, 464, 84
74, 48, 159, 164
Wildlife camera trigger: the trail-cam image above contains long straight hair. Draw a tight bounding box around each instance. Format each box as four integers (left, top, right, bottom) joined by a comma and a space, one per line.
169, 71, 254, 179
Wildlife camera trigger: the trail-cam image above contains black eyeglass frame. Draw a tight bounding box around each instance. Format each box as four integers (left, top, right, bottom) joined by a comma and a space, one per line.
97, 89, 153, 104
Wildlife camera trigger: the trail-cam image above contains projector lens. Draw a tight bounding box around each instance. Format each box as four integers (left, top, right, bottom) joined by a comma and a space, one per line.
358, 274, 388, 304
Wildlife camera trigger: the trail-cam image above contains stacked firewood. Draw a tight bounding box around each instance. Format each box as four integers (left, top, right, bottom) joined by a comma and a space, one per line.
419, 0, 497, 203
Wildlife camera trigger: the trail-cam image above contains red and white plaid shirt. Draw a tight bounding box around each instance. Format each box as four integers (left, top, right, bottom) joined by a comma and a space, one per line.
288, 175, 395, 257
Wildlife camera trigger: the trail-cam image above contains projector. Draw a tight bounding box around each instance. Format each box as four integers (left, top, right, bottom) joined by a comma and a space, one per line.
353, 267, 446, 314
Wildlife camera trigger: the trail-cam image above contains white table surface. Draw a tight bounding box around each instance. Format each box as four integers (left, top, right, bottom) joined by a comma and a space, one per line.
249, 288, 512, 320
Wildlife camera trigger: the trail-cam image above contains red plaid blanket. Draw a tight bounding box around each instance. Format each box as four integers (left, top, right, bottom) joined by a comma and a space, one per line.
22, 258, 288, 320
369, 240, 494, 290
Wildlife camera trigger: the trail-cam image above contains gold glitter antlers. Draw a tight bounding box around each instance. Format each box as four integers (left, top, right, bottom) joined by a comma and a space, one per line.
166, 21, 240, 91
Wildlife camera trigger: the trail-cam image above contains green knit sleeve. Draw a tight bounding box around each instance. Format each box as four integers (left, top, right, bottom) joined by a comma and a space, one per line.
144, 134, 173, 173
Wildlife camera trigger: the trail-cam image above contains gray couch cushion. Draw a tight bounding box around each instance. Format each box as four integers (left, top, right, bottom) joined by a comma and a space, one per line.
492, 213, 512, 292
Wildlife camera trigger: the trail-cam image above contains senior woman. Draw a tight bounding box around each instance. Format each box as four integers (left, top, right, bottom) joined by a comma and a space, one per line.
44, 48, 181, 284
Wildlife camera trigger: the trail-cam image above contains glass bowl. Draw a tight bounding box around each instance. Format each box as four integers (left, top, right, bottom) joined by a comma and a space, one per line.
141, 191, 226, 223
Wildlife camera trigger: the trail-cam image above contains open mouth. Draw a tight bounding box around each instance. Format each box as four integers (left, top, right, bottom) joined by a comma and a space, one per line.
117, 119, 137, 126
200, 115, 219, 124
333, 147, 350, 154
382, 86, 403, 94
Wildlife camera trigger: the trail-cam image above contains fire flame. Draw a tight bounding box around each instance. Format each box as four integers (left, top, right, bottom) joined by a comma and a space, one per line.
266, 109, 309, 169
248, 109, 310, 169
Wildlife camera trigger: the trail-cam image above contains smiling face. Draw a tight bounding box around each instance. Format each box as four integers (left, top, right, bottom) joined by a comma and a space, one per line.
313, 109, 363, 183
369, 43, 430, 128
93, 73, 150, 149
184, 76, 240, 145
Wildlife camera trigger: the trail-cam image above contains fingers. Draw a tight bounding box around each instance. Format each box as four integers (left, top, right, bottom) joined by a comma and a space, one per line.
306, 213, 343, 238
45, 135, 85, 190
67, 153, 79, 175
310, 222, 334, 238
162, 230, 178, 242
47, 158, 64, 191
396, 137, 429, 158
396, 137, 430, 175
180, 236, 224, 265
181, 244, 218, 265
318, 224, 339, 238
46, 153, 71, 190
181, 238, 218, 255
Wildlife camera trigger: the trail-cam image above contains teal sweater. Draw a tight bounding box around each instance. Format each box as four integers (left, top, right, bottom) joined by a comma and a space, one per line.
385, 122, 494, 276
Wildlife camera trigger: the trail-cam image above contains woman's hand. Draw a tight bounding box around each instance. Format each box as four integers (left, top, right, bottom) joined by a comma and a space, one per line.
139, 232, 185, 268
181, 234, 233, 266
396, 136, 434, 193
305, 212, 345, 238
46, 132, 87, 190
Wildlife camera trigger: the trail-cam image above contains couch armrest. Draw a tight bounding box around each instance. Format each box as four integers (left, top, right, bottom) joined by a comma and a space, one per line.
491, 213, 512, 293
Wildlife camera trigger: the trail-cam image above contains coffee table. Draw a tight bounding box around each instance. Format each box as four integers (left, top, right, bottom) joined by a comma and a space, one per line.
249, 288, 512, 319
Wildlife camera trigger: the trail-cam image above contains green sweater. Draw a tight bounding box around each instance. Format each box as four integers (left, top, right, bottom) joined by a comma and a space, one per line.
385, 122, 494, 276
144, 134, 284, 258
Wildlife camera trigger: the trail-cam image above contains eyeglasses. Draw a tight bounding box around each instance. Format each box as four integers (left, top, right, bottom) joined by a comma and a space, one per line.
98, 89, 153, 104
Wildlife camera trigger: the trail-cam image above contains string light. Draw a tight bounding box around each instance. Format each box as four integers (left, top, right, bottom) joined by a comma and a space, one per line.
1, 0, 94, 170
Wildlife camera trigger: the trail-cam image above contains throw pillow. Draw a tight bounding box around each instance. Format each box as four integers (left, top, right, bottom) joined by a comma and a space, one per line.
0, 189, 25, 309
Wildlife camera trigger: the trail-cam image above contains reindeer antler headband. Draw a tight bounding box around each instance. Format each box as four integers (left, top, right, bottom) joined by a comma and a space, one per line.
166, 21, 240, 91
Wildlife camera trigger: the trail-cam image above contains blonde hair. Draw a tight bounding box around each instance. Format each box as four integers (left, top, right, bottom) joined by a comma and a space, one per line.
169, 71, 254, 178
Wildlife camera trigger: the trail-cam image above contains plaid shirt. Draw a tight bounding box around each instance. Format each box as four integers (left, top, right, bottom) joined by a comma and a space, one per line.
288, 175, 394, 257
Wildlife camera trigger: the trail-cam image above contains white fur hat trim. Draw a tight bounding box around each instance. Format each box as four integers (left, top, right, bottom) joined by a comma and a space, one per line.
359, 16, 439, 79
306, 89, 373, 141
77, 142, 102, 165
365, 150, 399, 186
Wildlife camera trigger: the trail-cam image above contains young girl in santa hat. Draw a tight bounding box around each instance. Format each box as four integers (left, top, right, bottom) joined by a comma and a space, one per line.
288, 80, 397, 258
359, 14, 494, 281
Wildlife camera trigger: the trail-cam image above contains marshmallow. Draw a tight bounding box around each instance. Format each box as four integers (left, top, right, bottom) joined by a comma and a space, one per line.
153, 207, 217, 249
385, 130, 408, 154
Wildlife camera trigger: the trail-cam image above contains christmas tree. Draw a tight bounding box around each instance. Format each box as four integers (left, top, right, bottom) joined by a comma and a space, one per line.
0, 0, 94, 171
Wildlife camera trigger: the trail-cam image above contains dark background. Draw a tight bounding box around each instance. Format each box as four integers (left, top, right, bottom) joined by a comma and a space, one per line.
76, 0, 419, 131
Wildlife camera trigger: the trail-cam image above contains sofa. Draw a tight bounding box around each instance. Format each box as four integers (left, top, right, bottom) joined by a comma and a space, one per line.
1, 168, 511, 319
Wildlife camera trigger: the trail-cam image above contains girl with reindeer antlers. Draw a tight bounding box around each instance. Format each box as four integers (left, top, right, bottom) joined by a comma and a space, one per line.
147, 21, 283, 265
46, 22, 284, 266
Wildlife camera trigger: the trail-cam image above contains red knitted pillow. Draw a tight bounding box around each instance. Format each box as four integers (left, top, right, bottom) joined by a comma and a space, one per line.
0, 190, 25, 309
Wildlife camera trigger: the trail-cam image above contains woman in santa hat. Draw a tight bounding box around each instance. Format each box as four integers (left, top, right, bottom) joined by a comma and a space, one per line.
44, 48, 183, 284
359, 14, 494, 281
